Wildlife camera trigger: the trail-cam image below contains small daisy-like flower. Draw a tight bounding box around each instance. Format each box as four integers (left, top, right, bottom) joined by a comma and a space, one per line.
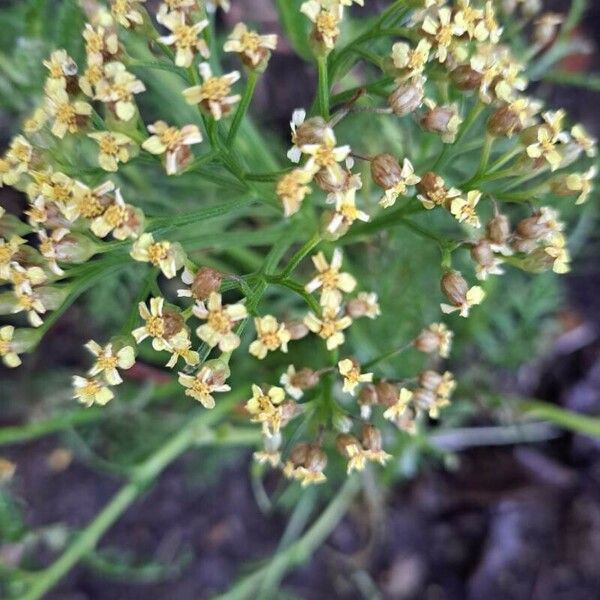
249, 315, 291, 360
287, 109, 330, 163
474, 1, 503, 43
83, 24, 119, 62
224, 22, 278, 68
193, 291, 247, 352
132, 296, 174, 351
0, 235, 27, 279
378, 158, 421, 208
544, 232, 570, 274
246, 384, 287, 435
0, 325, 22, 368
39, 170, 74, 209
44, 80, 92, 138
417, 172, 462, 210
414, 322, 453, 358
383, 387, 414, 422
450, 190, 482, 228
304, 307, 352, 350
90, 190, 144, 240
7, 263, 47, 296
422, 6, 459, 63
526, 126, 563, 171
279, 365, 319, 400
453, 0, 484, 39
13, 290, 47, 328
2, 136, 33, 186
38, 228, 70, 275
178, 366, 231, 408
391, 39, 431, 80
305, 248, 356, 309
300, 1, 341, 51
23, 107, 49, 135
73, 375, 114, 407
183, 62, 241, 121
130, 233, 185, 279
142, 121, 202, 175
336, 434, 367, 474
165, 330, 200, 369
79, 55, 106, 98
337, 358, 373, 396
111, 0, 146, 28
157, 10, 209, 67
43, 49, 78, 81
283, 442, 327, 486
554, 167, 597, 205
85, 340, 135, 385
95, 61, 146, 121
65, 180, 115, 222
571, 124, 597, 158
277, 168, 313, 216
88, 131, 136, 172
301, 129, 351, 183
345, 291, 381, 320
326, 175, 370, 235
254, 432, 282, 468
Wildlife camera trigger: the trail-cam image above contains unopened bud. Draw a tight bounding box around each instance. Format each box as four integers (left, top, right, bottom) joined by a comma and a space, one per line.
361, 424, 383, 453
305, 444, 327, 472
203, 358, 231, 385
451, 65, 483, 90
55, 233, 99, 264
294, 116, 329, 148
280, 399, 298, 426
418, 370, 443, 391
441, 270, 468, 306
375, 380, 398, 407
534, 13, 563, 46
516, 213, 548, 240
336, 433, 361, 457
370, 153, 402, 190
388, 79, 424, 116
412, 388, 437, 411
359, 383, 378, 419
414, 330, 440, 354
486, 213, 511, 244
417, 171, 448, 207
420, 104, 459, 138
284, 320, 310, 340
314, 164, 348, 193
333, 413, 353, 434
191, 267, 222, 300
488, 105, 523, 137
471, 239, 496, 268
290, 367, 320, 390
163, 309, 185, 338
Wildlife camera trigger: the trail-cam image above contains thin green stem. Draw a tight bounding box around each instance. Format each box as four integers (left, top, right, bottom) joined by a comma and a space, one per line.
363, 343, 412, 370
278, 233, 322, 279
317, 56, 330, 120
227, 70, 259, 145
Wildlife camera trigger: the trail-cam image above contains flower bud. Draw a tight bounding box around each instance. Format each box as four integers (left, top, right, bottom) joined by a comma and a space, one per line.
290, 367, 320, 390
283, 319, 310, 340
451, 65, 483, 91
314, 164, 348, 193
486, 213, 511, 245
471, 239, 496, 268
37, 285, 69, 310
289, 442, 311, 466
417, 370, 443, 391
191, 267, 222, 300
534, 13, 563, 46
388, 79, 424, 116
516, 213, 548, 240
280, 399, 298, 426
163, 308, 185, 338
320, 210, 350, 241
203, 358, 231, 385
417, 171, 448, 207
333, 413, 353, 434
370, 153, 402, 190
414, 330, 440, 354
420, 104, 459, 137
54, 233, 99, 264
375, 380, 398, 407
412, 388, 438, 411
361, 424, 383, 453
358, 383, 378, 419
487, 105, 523, 137
336, 433, 361, 457
441, 270, 468, 307
295, 116, 329, 147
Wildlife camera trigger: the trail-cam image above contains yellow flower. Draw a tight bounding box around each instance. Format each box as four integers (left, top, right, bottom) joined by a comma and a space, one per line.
565, 167, 596, 205
37, 227, 70, 275
337, 358, 373, 395
142, 121, 203, 175
300, 1, 341, 51
391, 39, 431, 80
23, 107, 48, 134
544, 233, 570, 274
224, 22, 278, 68
7, 263, 47, 295
157, 9, 209, 67
414, 322, 453, 358
132, 296, 174, 351
571, 124, 597, 158
111, 0, 146, 28
283, 443, 327, 486
2, 136, 33, 186
165, 330, 200, 368
304, 307, 352, 350
383, 387, 414, 421
12, 289, 47, 327
277, 168, 314, 217
83, 24, 119, 62
79, 55, 106, 98
85, 340, 135, 385
345, 291, 381, 319
249, 315, 291, 359
65, 180, 115, 221
0, 325, 22, 368
0, 235, 27, 279
378, 158, 420, 208
305, 248, 356, 309
39, 170, 74, 209
245, 384, 287, 435
95, 61, 145, 121
90, 189, 144, 240
422, 6, 459, 63
326, 176, 370, 235
183, 62, 241, 121
526, 126, 562, 170
43, 49, 77, 81
178, 366, 231, 408
193, 291, 247, 352
453, 0, 483, 39
474, 1, 503, 43
88, 131, 136, 172
450, 190, 482, 228
73, 375, 114, 407
130, 233, 185, 279
301, 129, 351, 181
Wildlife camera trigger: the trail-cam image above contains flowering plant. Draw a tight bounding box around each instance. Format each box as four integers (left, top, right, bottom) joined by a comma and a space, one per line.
0, 0, 597, 597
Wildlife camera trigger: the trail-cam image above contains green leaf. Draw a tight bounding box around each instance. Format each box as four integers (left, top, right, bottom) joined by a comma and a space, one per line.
541, 71, 600, 92
274, 0, 312, 61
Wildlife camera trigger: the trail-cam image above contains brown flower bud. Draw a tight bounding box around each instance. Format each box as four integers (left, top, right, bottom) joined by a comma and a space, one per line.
487, 105, 523, 137
451, 65, 483, 90
413, 330, 440, 354
191, 267, 222, 300
291, 367, 320, 390
412, 388, 437, 411
486, 213, 511, 244
371, 153, 402, 190
388, 79, 424, 116
289, 442, 310, 467
294, 116, 329, 148
336, 433, 361, 458
441, 270, 468, 306
516, 213, 548, 240
280, 400, 298, 426
314, 164, 348, 193
420, 104, 457, 136
375, 380, 398, 407
284, 319, 310, 340
417, 171, 448, 206
163, 309, 185, 338
305, 444, 327, 472
418, 370, 443, 391
359, 383, 379, 407
361, 424, 383, 453
471, 239, 496, 268
534, 13, 563, 46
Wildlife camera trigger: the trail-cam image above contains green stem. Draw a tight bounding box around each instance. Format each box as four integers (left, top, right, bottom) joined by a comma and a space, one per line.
317, 56, 330, 120
227, 70, 259, 145
363, 343, 411, 370
278, 233, 321, 279
20, 394, 253, 600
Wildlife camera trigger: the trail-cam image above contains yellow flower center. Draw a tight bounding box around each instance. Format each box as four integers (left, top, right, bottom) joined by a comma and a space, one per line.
103, 204, 127, 227
11, 143, 31, 164
320, 320, 337, 338
174, 24, 198, 49
314, 146, 336, 168
147, 242, 170, 266
97, 354, 118, 370
319, 268, 339, 289
240, 31, 262, 53
56, 102, 77, 126
82, 379, 101, 397
146, 315, 165, 338
99, 135, 120, 156
0, 340, 10, 355
316, 12, 338, 38
84, 64, 104, 85
339, 202, 359, 221
160, 127, 184, 151
79, 193, 104, 219
201, 77, 230, 101
50, 183, 72, 204
190, 378, 211, 396
39, 240, 54, 257
208, 310, 232, 334
261, 332, 281, 350
0, 246, 13, 264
